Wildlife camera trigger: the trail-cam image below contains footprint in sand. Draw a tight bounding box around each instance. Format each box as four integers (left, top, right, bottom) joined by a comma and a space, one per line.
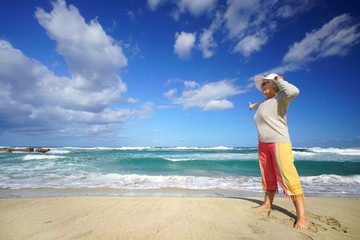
258, 210, 295, 227
248, 224, 265, 235
258, 209, 330, 232
307, 221, 327, 233
254, 207, 348, 234
306, 212, 347, 233
296, 232, 314, 240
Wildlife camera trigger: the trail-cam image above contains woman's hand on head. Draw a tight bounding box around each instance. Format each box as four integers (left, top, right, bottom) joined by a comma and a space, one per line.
275, 75, 283, 81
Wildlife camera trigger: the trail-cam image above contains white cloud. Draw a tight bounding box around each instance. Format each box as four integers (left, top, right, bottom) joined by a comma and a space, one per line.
0, 39, 153, 134
127, 97, 140, 104
223, 0, 314, 57
234, 34, 268, 57
284, 14, 360, 63
136, 102, 155, 120
164, 88, 177, 98
184, 81, 199, 89
175, 0, 218, 17
157, 105, 176, 109
29, 107, 134, 124
165, 78, 183, 85
35, 0, 128, 91
174, 31, 196, 59
0, 0, 153, 138
199, 28, 217, 58
223, 0, 313, 38
255, 64, 301, 78
224, 0, 262, 38
203, 99, 234, 111
149, 0, 217, 20
198, 11, 222, 58
164, 79, 246, 110
127, 11, 137, 23
150, 0, 314, 58
253, 14, 360, 80
276, 0, 313, 19
147, 0, 167, 10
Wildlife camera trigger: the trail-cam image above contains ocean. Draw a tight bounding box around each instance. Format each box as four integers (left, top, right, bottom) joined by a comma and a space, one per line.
1, 146, 359, 197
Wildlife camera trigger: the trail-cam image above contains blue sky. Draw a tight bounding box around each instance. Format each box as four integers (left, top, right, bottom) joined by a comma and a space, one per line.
0, 0, 359, 147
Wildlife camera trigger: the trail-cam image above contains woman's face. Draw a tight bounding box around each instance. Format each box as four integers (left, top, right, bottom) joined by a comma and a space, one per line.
261, 80, 277, 96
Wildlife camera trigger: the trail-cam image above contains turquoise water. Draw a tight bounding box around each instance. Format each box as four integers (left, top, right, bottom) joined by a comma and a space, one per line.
0, 146, 359, 196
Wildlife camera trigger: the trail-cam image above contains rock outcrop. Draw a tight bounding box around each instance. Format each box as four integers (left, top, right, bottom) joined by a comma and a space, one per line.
0, 148, 50, 153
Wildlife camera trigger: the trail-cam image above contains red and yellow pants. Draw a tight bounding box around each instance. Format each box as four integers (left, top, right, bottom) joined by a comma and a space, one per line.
258, 141, 304, 200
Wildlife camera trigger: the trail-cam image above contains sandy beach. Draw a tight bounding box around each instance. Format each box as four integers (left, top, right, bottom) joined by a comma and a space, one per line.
0, 196, 359, 240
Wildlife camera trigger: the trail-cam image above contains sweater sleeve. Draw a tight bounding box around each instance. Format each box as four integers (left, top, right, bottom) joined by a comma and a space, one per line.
276, 78, 300, 102
249, 101, 263, 111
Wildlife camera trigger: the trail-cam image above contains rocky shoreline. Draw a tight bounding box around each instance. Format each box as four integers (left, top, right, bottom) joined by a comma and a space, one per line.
0, 148, 50, 153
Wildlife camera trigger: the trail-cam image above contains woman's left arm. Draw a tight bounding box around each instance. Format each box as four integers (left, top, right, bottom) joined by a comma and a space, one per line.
249, 101, 263, 111
276, 76, 300, 102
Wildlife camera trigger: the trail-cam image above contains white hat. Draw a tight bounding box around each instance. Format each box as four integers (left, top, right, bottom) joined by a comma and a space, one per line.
254, 73, 279, 91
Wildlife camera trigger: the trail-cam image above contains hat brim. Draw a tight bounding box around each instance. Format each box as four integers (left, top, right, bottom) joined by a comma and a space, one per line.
255, 76, 265, 91
254, 74, 278, 91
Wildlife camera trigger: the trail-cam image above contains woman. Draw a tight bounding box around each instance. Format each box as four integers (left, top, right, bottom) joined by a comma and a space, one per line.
249, 73, 308, 230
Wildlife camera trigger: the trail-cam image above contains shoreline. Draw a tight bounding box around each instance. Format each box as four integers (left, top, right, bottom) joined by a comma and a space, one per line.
2, 187, 360, 199
0, 196, 359, 239
0, 188, 265, 199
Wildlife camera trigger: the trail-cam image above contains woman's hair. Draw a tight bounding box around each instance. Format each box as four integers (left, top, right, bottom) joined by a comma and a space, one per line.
274, 84, 279, 92
270, 81, 279, 92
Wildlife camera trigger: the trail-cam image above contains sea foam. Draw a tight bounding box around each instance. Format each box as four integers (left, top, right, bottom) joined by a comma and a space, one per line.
309, 147, 360, 156
23, 155, 65, 161
1, 146, 359, 196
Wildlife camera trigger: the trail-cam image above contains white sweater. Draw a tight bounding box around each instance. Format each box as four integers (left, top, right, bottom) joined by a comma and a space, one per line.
249, 79, 300, 143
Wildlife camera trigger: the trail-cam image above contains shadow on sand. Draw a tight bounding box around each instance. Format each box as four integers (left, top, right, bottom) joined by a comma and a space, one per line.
229, 197, 297, 220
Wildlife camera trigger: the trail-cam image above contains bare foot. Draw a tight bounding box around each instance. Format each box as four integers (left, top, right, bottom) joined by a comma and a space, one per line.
252, 203, 272, 210
294, 216, 309, 230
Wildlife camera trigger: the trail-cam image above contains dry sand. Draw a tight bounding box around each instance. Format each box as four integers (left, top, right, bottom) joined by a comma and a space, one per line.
0, 196, 359, 240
